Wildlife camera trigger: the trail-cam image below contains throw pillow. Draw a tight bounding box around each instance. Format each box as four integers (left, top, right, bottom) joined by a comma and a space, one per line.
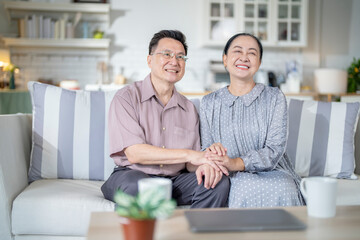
287, 99, 360, 179
28, 82, 117, 182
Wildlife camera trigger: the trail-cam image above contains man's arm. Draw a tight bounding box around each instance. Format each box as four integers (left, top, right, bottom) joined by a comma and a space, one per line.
124, 144, 224, 171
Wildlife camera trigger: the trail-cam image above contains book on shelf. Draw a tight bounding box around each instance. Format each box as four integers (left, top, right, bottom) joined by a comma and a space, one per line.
17, 13, 76, 40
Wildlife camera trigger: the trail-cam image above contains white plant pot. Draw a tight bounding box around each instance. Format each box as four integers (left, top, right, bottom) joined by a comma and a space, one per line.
314, 69, 348, 94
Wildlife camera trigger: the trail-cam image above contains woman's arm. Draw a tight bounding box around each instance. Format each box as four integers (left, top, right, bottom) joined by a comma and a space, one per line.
241, 90, 288, 172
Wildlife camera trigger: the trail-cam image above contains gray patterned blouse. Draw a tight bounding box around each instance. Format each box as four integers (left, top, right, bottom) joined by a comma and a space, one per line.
199, 83, 301, 183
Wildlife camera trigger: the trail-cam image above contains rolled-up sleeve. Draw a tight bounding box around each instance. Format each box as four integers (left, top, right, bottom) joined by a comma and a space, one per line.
108, 92, 145, 157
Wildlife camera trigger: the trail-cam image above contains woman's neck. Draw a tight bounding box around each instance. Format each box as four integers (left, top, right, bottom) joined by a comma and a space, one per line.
228, 78, 256, 96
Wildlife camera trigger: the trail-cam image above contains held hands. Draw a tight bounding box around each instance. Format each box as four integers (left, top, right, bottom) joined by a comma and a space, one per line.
192, 143, 232, 189
206, 143, 245, 172
206, 142, 227, 156
189, 150, 229, 176
206, 143, 232, 170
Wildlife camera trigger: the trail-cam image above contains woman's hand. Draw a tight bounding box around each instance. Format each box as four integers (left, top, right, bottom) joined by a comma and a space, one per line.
188, 150, 229, 176
206, 142, 227, 156
195, 164, 224, 189
205, 152, 245, 172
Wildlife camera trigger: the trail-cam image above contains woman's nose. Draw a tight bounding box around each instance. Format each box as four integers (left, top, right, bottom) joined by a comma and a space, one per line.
240, 54, 249, 62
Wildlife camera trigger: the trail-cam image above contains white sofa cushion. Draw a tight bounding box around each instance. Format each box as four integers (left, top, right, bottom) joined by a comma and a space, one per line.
28, 82, 117, 182
287, 99, 360, 179
12, 179, 115, 236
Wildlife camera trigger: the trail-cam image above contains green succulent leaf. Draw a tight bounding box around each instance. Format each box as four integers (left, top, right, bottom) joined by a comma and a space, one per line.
149, 199, 176, 219
115, 207, 130, 218
114, 187, 176, 220
114, 190, 135, 208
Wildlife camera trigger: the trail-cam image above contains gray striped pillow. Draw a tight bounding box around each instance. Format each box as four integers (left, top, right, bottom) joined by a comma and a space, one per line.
287, 99, 360, 179
28, 82, 117, 182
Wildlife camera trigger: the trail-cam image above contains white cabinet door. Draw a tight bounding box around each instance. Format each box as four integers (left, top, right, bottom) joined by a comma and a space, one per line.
274, 0, 308, 47
204, 0, 238, 46
240, 0, 272, 45
203, 0, 308, 47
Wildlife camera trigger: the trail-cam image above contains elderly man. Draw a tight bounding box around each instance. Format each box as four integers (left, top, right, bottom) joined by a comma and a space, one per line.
101, 30, 230, 208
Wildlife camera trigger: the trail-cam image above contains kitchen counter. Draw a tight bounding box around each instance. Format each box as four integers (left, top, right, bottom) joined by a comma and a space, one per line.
0, 89, 32, 114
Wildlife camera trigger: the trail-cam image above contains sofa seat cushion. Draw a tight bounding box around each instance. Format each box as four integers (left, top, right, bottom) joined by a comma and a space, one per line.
337, 175, 360, 205
12, 179, 115, 236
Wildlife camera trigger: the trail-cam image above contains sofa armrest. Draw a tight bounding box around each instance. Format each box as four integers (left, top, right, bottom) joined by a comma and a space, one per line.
0, 114, 32, 240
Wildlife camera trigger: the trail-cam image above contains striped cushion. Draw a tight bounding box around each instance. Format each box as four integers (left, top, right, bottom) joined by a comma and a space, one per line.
287, 99, 360, 179
28, 82, 117, 182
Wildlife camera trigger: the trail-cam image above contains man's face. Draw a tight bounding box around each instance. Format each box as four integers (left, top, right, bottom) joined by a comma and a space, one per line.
147, 38, 186, 85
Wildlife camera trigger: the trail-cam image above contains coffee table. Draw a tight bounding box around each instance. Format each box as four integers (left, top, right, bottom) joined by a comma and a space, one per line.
87, 206, 360, 240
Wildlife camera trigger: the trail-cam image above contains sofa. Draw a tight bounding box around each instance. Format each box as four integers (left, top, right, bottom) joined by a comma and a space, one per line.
1, 84, 360, 240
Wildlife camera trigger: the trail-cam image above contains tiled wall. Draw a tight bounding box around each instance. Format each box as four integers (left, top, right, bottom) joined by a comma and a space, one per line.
11, 51, 107, 89
10, 45, 304, 91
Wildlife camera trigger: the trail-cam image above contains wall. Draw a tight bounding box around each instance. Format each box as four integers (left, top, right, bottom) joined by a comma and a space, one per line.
0, 0, 359, 91
108, 0, 303, 92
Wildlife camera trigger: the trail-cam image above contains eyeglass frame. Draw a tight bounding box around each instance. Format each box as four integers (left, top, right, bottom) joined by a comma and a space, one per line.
150, 50, 188, 62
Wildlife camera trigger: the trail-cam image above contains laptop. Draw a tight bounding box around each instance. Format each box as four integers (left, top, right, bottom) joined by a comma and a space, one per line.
184, 208, 306, 232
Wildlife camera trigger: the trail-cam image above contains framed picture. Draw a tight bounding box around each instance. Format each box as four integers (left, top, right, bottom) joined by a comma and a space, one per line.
73, 0, 107, 3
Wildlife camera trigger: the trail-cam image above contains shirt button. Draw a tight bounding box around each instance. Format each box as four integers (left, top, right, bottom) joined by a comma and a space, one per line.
162, 146, 165, 148
160, 164, 163, 168
162, 127, 166, 131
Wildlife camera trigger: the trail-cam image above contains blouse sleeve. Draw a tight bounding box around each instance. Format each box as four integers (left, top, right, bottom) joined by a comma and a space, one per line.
199, 95, 215, 151
241, 90, 288, 172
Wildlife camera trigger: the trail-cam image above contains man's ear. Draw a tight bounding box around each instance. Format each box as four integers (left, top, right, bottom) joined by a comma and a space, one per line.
147, 55, 152, 68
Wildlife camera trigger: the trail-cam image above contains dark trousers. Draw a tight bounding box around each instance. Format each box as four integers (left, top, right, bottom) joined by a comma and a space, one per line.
101, 166, 230, 208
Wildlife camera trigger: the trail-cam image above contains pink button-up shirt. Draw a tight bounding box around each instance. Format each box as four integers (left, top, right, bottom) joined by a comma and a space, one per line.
108, 74, 200, 176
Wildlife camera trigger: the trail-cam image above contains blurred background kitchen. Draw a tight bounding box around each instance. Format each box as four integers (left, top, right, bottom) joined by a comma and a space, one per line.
0, 0, 359, 103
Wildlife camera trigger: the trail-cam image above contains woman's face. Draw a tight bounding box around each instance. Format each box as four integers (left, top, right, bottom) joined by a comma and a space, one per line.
223, 36, 261, 82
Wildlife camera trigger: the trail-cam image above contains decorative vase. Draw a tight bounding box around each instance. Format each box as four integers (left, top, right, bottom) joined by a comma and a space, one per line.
122, 218, 156, 240
9, 71, 15, 89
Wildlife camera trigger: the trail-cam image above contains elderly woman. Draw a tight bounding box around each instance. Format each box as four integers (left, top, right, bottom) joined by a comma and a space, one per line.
200, 33, 305, 208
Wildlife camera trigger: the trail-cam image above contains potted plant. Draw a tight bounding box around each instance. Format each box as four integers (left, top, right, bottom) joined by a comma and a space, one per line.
114, 188, 176, 240
347, 58, 360, 93
3, 63, 19, 89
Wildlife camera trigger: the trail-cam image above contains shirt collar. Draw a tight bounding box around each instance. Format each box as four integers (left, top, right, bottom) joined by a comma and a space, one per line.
141, 73, 188, 111
141, 74, 156, 102
222, 83, 265, 107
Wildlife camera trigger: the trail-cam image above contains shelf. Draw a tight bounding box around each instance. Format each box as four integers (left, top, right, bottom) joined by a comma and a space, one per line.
3, 1, 110, 14
2, 38, 110, 49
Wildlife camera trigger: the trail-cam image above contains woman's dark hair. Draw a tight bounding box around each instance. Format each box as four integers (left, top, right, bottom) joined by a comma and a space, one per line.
223, 33, 263, 62
148, 30, 188, 55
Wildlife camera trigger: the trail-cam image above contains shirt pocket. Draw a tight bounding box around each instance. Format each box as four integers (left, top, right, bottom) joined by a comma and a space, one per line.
172, 126, 197, 149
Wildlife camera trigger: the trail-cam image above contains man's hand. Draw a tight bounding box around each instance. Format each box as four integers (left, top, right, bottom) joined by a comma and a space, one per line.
195, 164, 223, 189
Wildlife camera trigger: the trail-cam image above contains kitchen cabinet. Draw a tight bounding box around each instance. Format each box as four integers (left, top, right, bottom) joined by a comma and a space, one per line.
203, 0, 308, 47
2, 1, 110, 51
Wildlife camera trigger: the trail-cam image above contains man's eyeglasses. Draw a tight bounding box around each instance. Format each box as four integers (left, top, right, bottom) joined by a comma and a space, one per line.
151, 51, 188, 62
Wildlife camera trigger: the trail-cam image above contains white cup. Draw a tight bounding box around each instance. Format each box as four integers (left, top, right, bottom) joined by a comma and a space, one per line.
300, 177, 337, 218
138, 178, 172, 200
